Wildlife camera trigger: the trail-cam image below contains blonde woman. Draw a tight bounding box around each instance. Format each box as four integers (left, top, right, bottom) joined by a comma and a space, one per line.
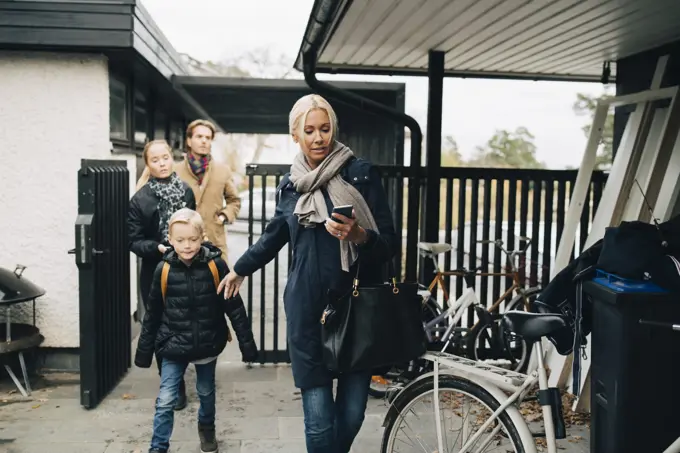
128, 139, 195, 411
218, 94, 397, 453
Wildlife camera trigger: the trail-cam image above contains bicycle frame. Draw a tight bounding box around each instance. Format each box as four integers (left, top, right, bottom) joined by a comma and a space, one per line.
423, 286, 479, 347
428, 270, 530, 315
424, 237, 535, 317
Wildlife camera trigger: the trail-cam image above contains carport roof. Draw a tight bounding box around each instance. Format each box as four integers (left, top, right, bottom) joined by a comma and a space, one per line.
172, 76, 406, 134
295, 0, 680, 82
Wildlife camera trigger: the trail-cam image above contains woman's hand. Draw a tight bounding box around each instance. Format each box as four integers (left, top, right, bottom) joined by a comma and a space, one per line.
217, 271, 245, 299
158, 244, 168, 254
325, 209, 368, 244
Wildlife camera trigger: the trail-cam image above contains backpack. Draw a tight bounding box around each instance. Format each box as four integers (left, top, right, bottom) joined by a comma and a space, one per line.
597, 217, 680, 291
159, 260, 232, 342
533, 239, 603, 355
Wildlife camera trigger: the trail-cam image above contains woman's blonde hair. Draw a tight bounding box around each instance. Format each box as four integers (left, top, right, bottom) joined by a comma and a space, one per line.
142, 139, 172, 164
288, 94, 338, 143
168, 208, 205, 238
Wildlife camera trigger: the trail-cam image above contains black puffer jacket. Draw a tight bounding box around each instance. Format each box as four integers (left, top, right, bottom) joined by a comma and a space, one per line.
135, 243, 257, 366
128, 180, 196, 307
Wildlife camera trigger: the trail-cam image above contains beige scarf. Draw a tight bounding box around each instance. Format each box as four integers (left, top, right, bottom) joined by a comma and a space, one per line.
290, 141, 378, 272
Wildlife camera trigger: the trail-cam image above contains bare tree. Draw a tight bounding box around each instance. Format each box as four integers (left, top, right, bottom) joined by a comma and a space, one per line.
218, 47, 300, 79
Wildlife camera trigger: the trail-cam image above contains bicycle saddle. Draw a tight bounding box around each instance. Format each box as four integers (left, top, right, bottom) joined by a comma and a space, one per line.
501, 311, 568, 342
418, 242, 452, 255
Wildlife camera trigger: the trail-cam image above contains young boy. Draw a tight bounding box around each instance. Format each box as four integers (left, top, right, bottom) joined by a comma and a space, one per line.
134, 208, 257, 453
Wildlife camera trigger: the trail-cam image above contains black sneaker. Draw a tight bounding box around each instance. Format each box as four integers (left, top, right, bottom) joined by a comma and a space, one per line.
149, 449, 167, 453
198, 423, 219, 453
174, 379, 187, 411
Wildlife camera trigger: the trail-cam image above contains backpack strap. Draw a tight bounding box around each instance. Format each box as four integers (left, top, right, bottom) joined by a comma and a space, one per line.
208, 260, 220, 290
160, 262, 170, 305
208, 259, 233, 343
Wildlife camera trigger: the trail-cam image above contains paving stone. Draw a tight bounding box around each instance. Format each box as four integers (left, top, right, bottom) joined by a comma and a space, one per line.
3, 442, 109, 453
240, 439, 306, 453
104, 440, 241, 452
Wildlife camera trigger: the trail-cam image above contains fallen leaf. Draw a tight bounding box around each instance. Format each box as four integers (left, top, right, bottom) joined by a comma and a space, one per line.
122, 393, 136, 400
526, 412, 542, 422
520, 388, 591, 430
31, 404, 41, 409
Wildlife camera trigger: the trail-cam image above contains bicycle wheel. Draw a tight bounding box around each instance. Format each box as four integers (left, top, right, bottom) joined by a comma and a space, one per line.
369, 296, 441, 398
467, 288, 540, 373
381, 375, 526, 453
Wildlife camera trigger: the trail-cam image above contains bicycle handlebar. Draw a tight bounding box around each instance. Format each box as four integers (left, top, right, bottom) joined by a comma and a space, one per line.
476, 236, 532, 255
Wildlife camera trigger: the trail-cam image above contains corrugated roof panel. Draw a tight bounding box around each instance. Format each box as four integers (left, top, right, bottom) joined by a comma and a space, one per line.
467, 0, 647, 72
333, 0, 398, 64
446, 0, 592, 69
382, 0, 495, 67
405, 0, 534, 69
543, 24, 680, 74
503, 0, 678, 70
345, 0, 427, 65
303, 0, 680, 81
358, 0, 475, 67
319, 0, 371, 62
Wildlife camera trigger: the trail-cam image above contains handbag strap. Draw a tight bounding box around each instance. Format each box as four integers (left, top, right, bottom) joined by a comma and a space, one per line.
352, 258, 399, 296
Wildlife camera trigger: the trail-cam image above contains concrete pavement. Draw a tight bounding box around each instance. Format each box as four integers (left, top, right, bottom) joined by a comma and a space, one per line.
0, 356, 590, 453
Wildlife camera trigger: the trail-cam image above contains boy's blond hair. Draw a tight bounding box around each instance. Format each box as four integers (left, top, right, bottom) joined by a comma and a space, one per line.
168, 208, 205, 238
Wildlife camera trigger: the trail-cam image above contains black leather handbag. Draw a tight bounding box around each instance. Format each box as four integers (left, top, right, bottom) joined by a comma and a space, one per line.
320, 263, 426, 373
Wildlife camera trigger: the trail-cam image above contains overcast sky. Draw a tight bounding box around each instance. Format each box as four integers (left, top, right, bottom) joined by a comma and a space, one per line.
141, 0, 610, 169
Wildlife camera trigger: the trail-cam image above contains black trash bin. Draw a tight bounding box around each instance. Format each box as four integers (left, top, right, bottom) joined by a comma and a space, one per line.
584, 271, 680, 453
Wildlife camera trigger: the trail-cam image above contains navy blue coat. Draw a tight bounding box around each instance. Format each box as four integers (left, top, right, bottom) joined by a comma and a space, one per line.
233, 158, 397, 389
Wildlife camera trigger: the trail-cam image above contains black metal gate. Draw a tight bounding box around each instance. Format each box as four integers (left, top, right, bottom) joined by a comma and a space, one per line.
73, 159, 130, 409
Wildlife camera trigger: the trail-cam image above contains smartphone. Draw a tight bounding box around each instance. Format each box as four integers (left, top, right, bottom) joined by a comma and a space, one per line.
331, 205, 354, 224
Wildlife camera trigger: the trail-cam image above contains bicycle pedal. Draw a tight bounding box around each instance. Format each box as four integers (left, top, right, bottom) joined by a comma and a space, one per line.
385, 385, 404, 404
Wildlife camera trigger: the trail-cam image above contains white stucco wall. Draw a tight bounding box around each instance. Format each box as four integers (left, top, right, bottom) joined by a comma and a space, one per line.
0, 51, 136, 348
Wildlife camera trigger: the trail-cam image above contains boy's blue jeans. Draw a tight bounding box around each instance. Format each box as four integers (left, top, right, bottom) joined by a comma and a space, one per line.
300, 372, 371, 453
150, 358, 217, 452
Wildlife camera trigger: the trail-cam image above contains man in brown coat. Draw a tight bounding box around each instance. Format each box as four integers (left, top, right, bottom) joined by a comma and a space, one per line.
138, 119, 240, 260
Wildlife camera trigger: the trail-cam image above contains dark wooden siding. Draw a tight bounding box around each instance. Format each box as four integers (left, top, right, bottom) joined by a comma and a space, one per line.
614, 40, 680, 153
0, 1, 133, 47
335, 88, 405, 166
0, 1, 187, 79
132, 5, 186, 78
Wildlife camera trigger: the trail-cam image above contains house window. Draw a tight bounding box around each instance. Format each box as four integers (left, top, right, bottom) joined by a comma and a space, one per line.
134, 90, 148, 144
109, 77, 127, 140
154, 109, 167, 141
169, 120, 185, 151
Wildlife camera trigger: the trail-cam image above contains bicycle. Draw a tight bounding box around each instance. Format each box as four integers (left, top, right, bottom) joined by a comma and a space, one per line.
420, 236, 540, 369
369, 237, 540, 398
380, 310, 570, 453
